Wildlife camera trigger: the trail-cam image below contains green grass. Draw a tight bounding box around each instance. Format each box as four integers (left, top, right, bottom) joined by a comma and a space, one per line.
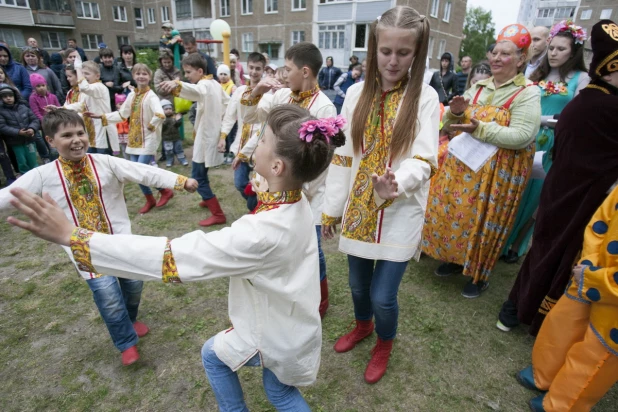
0, 154, 616, 411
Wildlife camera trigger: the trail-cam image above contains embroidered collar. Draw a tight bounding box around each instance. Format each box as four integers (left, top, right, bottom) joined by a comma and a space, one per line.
59, 155, 88, 169
375, 76, 408, 93
290, 84, 320, 102
257, 189, 302, 205
201, 75, 214, 81
135, 86, 151, 95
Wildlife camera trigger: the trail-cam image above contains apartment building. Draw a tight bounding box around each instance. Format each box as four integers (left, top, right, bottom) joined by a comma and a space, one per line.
0, 0, 172, 59
518, 0, 579, 28
575, 1, 615, 35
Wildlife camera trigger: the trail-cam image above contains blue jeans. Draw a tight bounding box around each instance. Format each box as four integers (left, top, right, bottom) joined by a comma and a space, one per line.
163, 140, 187, 166
87, 275, 143, 352
130, 154, 161, 195
201, 337, 310, 412
35, 133, 50, 161
88, 147, 111, 155
347, 255, 409, 340
316, 226, 326, 282
192, 161, 214, 201
233, 161, 257, 211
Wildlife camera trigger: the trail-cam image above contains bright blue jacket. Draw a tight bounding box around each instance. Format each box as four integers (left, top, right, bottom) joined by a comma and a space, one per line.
0, 45, 32, 101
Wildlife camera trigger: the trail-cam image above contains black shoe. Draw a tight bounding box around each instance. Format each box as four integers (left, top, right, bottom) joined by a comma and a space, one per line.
434, 262, 464, 277
503, 250, 519, 264
158, 154, 166, 162
461, 279, 489, 298
497, 300, 520, 331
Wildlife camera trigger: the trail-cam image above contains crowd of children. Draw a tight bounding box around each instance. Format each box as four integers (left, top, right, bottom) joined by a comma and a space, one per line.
2, 8, 618, 412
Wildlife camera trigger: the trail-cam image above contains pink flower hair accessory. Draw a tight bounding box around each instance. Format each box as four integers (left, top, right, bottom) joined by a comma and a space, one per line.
550, 20, 587, 45
298, 115, 346, 144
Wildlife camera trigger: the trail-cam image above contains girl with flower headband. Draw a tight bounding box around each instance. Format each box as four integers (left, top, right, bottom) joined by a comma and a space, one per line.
500, 20, 590, 268
322, 5, 439, 384
6, 104, 345, 411
422, 23, 541, 298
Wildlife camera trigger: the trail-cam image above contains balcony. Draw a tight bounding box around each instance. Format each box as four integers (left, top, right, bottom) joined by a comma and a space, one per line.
31, 0, 75, 27
0, 3, 34, 27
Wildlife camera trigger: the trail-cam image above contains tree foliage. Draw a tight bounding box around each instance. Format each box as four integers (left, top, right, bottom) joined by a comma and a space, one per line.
459, 7, 496, 64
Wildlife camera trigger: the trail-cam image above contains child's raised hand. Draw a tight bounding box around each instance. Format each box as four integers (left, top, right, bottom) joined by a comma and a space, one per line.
252, 78, 282, 96
6, 188, 76, 247
371, 168, 399, 201
73, 53, 83, 69
83, 112, 102, 119
184, 178, 198, 193
159, 81, 177, 93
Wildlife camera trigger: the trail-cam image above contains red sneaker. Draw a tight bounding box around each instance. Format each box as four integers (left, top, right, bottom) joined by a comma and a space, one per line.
333, 319, 374, 353
364, 338, 394, 384
121, 346, 139, 366
133, 321, 149, 338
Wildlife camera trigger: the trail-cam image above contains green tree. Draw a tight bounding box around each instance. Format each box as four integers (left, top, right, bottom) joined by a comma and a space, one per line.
459, 7, 496, 64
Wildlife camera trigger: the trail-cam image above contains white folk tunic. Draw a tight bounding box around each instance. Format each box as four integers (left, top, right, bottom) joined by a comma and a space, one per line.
64, 79, 119, 151
0, 154, 186, 278
103, 88, 165, 156
68, 190, 322, 387
323, 82, 440, 262
222, 85, 261, 156
174, 76, 229, 166
240, 87, 337, 225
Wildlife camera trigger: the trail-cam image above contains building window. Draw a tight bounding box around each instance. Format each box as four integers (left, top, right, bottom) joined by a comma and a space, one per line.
195, 30, 212, 50
36, 0, 69, 11
0, 28, 25, 47
175, 0, 191, 18
0, 0, 29, 7
117, 36, 130, 48
443, 1, 451, 22
438, 39, 446, 57
428, 36, 434, 59
112, 5, 127, 22
580, 9, 592, 20
600, 9, 613, 19
242, 32, 254, 52
537, 8, 553, 18
40, 31, 66, 49
354, 24, 368, 49
220, 0, 230, 17
148, 8, 156, 24
554, 7, 574, 19
430, 0, 440, 18
318, 25, 345, 49
81, 33, 103, 50
291, 30, 305, 45
75, 1, 100, 19
161, 6, 170, 22
259, 43, 280, 59
292, 0, 306, 11
134, 8, 144, 28
265, 0, 277, 13
241, 0, 252, 15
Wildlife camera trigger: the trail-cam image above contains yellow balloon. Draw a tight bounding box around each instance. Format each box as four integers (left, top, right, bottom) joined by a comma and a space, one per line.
210, 19, 231, 41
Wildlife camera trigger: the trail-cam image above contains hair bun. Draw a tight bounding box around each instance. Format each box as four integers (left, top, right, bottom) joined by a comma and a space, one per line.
329, 130, 346, 148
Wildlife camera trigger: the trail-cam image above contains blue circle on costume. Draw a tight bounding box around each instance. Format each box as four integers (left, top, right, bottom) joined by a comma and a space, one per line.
614, 272, 618, 284
592, 221, 609, 234
611, 329, 618, 344
615, 203, 618, 210
586, 288, 601, 302
608, 241, 618, 255
581, 259, 593, 266
589, 266, 601, 271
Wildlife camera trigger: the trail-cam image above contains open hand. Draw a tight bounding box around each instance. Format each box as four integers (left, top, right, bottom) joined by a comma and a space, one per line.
252, 78, 283, 97
372, 168, 399, 201
159, 80, 177, 93
321, 224, 337, 240
449, 96, 470, 116
449, 118, 480, 134
6, 188, 75, 246
184, 178, 198, 193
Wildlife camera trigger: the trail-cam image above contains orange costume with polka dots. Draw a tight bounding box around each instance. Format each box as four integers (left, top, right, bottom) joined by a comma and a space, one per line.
517, 183, 618, 411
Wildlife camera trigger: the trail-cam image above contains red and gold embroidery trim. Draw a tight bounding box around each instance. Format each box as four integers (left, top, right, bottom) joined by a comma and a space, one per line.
70, 228, 96, 273
331, 154, 352, 167
128, 88, 150, 148
101, 114, 108, 127
174, 175, 188, 191
171, 80, 182, 97
239, 123, 253, 150
155, 113, 165, 119
240, 88, 262, 106
147, 124, 155, 132
413, 155, 438, 178
321, 213, 342, 226
289, 84, 320, 104
237, 153, 250, 163
253, 189, 302, 214
220, 132, 227, 141
162, 240, 182, 283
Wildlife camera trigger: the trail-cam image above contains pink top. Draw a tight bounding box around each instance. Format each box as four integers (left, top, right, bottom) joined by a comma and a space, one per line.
29, 92, 60, 121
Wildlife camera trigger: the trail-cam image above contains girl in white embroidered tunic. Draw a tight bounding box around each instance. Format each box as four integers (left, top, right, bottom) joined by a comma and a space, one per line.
87, 64, 172, 215
7, 105, 345, 412
322, 6, 439, 384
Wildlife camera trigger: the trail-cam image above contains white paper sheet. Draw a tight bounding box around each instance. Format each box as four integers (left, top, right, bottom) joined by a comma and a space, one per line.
447, 132, 499, 173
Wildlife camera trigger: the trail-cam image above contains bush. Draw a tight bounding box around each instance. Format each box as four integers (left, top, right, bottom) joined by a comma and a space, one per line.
9, 46, 22, 63
136, 48, 159, 73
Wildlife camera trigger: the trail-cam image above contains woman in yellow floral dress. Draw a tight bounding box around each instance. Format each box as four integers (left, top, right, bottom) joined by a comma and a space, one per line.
421, 24, 541, 298
322, 6, 439, 384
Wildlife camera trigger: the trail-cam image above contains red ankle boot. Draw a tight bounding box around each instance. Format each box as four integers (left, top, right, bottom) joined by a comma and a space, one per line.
121, 345, 139, 366
199, 197, 227, 227
364, 337, 393, 384
139, 194, 157, 214
156, 188, 174, 207
333, 319, 374, 353
133, 321, 149, 338
319, 278, 329, 319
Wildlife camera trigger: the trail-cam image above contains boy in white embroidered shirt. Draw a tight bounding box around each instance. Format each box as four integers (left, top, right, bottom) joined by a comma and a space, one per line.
7, 105, 345, 411
0, 108, 198, 366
